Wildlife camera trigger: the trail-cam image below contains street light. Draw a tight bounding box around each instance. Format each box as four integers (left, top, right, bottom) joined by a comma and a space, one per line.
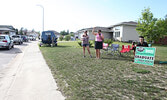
36, 5, 44, 32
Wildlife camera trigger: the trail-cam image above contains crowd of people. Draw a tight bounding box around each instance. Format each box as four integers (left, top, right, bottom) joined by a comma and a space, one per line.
81, 27, 148, 59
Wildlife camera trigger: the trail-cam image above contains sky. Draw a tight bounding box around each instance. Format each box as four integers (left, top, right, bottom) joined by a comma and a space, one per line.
0, 0, 167, 32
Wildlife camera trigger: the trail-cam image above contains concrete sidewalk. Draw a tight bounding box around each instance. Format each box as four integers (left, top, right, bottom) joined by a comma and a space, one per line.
0, 41, 65, 100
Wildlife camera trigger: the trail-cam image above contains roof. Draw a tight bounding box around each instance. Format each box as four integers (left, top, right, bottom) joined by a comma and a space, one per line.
0, 27, 12, 31
0, 25, 15, 30
47, 30, 60, 34
77, 26, 113, 33
108, 21, 138, 28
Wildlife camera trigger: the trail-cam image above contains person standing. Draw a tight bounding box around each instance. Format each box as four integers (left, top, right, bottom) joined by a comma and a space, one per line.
92, 27, 104, 59
81, 31, 92, 58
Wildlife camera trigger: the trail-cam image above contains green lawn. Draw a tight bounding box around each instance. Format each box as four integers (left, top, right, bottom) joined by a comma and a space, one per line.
40, 41, 167, 100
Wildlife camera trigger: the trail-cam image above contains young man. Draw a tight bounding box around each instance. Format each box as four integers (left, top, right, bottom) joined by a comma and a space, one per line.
137, 36, 148, 47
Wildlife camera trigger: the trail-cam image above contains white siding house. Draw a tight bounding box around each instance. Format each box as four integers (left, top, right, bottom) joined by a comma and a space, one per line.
110, 21, 139, 42
76, 21, 139, 42
0, 25, 16, 36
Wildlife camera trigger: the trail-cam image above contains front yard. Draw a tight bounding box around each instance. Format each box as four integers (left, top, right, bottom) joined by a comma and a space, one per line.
40, 41, 167, 100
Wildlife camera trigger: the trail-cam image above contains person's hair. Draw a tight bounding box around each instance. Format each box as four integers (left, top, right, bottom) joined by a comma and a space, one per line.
132, 42, 135, 45
84, 30, 88, 36
139, 36, 144, 39
98, 30, 101, 33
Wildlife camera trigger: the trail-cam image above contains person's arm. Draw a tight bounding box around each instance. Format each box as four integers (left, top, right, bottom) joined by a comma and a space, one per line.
86, 35, 89, 39
80, 35, 84, 41
99, 34, 104, 40
92, 27, 97, 35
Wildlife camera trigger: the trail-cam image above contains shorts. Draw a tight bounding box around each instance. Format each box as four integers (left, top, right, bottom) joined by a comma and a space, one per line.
95, 41, 103, 49
82, 44, 89, 47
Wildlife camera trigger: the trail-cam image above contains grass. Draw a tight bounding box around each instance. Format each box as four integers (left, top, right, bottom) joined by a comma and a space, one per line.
40, 41, 167, 100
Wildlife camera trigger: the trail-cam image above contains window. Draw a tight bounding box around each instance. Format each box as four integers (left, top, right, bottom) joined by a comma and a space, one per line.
115, 26, 120, 30
115, 32, 120, 37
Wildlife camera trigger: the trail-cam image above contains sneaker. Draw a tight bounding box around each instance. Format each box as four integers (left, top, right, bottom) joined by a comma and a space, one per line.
90, 55, 92, 58
83, 56, 86, 58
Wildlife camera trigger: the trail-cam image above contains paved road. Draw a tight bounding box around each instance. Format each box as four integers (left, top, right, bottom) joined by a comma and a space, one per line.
0, 41, 65, 100
0, 42, 29, 70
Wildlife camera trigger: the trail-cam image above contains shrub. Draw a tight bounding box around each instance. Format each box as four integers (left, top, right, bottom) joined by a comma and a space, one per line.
64, 35, 71, 41
59, 36, 64, 41
89, 40, 93, 47
78, 41, 82, 47
104, 39, 113, 45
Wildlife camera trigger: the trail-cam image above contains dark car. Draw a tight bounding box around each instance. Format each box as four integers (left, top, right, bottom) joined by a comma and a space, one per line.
21, 35, 28, 42
40, 31, 57, 47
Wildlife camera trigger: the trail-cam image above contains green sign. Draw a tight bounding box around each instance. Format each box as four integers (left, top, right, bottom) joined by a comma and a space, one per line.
134, 47, 156, 66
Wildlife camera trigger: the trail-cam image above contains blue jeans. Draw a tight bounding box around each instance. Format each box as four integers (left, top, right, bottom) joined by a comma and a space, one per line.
82, 44, 89, 47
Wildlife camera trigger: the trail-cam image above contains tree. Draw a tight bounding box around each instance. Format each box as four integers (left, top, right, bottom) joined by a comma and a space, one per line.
59, 35, 64, 41
155, 18, 166, 39
31, 29, 35, 32
136, 8, 158, 43
67, 29, 69, 35
60, 30, 68, 36
70, 32, 74, 37
15, 29, 19, 35
19, 27, 24, 35
64, 35, 71, 41
24, 28, 28, 35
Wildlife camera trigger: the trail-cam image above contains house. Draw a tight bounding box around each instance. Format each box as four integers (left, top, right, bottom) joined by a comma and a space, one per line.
0, 25, 16, 36
26, 31, 39, 38
76, 21, 139, 42
109, 21, 139, 42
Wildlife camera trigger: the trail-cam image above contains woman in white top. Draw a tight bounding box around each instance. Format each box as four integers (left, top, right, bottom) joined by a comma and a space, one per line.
81, 31, 92, 58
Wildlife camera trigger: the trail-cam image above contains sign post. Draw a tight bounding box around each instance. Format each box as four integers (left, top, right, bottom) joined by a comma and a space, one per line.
134, 47, 156, 66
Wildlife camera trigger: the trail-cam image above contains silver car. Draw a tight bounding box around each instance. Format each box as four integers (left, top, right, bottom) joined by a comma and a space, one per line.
0, 35, 14, 50
12, 35, 23, 44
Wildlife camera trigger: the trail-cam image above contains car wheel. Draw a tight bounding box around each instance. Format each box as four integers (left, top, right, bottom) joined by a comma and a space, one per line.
7, 46, 10, 50
12, 45, 14, 48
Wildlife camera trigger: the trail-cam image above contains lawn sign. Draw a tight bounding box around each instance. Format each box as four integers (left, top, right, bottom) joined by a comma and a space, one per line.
134, 47, 156, 66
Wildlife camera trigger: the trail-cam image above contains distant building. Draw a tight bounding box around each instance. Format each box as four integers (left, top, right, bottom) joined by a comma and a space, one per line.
26, 31, 39, 38
76, 21, 139, 42
0, 25, 16, 36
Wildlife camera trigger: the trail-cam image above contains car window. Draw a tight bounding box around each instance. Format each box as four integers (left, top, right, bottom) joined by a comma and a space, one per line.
12, 36, 20, 38
0, 36, 5, 39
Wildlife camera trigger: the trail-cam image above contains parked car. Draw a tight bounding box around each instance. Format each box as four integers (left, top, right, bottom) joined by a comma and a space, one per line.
40, 31, 57, 47
21, 35, 28, 42
28, 35, 36, 41
12, 35, 23, 44
0, 35, 14, 50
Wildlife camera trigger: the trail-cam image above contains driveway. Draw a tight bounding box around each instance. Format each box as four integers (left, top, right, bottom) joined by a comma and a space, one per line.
0, 41, 65, 100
